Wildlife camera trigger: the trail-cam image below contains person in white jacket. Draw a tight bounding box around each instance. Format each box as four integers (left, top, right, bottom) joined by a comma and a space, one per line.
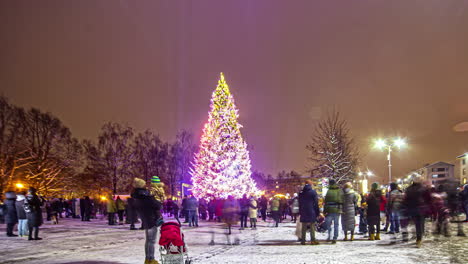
248, 196, 258, 229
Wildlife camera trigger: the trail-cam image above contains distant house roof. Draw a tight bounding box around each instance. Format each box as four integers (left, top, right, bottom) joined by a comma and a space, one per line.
456, 153, 467, 159
424, 161, 455, 168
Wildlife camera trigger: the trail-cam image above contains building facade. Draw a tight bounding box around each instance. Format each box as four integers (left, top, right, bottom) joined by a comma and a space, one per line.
422, 161, 455, 185
456, 153, 468, 185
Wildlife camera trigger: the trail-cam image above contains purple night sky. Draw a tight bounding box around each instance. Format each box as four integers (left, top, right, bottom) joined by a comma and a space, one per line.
1, 1, 468, 182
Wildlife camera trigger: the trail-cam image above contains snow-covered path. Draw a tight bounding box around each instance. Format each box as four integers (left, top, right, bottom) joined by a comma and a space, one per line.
1, 217, 467, 264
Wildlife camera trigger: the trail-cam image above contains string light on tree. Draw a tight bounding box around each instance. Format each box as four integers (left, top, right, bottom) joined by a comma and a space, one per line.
191, 73, 258, 199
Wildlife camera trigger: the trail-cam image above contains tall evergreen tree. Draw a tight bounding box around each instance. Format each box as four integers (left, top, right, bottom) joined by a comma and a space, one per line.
191, 73, 257, 199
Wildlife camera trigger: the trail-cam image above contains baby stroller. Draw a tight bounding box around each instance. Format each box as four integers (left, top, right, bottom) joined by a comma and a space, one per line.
159, 222, 192, 264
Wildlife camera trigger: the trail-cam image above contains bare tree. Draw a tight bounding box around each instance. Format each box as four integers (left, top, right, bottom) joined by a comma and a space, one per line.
22, 108, 81, 195
0, 97, 31, 193
167, 130, 196, 197
306, 110, 359, 185
96, 123, 134, 194
131, 130, 168, 184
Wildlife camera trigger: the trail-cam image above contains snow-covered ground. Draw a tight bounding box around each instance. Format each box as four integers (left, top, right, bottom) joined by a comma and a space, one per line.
1, 216, 467, 264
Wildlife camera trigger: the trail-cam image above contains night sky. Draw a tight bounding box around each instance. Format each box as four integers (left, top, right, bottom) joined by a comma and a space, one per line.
2, 1, 468, 182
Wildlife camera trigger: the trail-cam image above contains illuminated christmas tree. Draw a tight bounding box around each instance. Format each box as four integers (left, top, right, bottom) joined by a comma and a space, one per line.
191, 73, 258, 199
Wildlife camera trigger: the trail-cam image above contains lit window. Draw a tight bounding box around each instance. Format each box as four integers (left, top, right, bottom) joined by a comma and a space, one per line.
463, 159, 466, 165
464, 169, 466, 175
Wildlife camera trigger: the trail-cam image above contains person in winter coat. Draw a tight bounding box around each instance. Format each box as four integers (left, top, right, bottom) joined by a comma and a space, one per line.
116, 196, 126, 225
290, 194, 300, 223
270, 196, 281, 227
324, 179, 343, 243
5, 191, 18, 237
357, 193, 368, 235
341, 182, 358, 241
132, 177, 163, 264
238, 194, 250, 230
107, 195, 117, 225
299, 182, 320, 245
248, 196, 258, 229
208, 198, 216, 221
258, 195, 268, 222
181, 195, 188, 223
25, 187, 44, 240
126, 196, 139, 230
223, 195, 239, 235
186, 195, 199, 227
366, 182, 384, 241
388, 183, 403, 234
16, 192, 28, 237
149, 176, 166, 203
401, 179, 431, 247
215, 199, 224, 223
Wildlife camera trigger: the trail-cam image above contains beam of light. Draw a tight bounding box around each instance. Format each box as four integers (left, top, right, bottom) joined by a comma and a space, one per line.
374, 138, 387, 150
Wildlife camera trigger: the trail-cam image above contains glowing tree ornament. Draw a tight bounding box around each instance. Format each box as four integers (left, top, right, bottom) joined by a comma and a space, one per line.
191, 73, 258, 199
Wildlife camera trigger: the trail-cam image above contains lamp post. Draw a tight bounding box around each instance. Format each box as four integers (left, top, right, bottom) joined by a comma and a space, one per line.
374, 138, 406, 184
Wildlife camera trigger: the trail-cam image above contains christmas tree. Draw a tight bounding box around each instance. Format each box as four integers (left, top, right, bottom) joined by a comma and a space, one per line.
191, 73, 258, 199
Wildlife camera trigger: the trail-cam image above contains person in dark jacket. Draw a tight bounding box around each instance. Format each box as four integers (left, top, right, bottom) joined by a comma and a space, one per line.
16, 192, 28, 237
258, 196, 268, 222
238, 194, 249, 230
5, 191, 18, 237
126, 196, 138, 230
298, 182, 320, 245
181, 195, 188, 223
132, 178, 162, 264
25, 187, 44, 240
366, 182, 383, 241
186, 195, 199, 227
401, 180, 431, 247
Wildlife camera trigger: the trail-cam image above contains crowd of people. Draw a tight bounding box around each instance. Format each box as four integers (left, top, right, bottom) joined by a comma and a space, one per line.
1, 177, 467, 258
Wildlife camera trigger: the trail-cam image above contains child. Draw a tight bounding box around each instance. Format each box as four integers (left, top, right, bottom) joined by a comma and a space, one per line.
149, 176, 166, 203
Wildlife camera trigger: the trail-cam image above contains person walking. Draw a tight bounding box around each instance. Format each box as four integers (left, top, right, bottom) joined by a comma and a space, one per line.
270, 196, 281, 227
5, 191, 18, 237
341, 182, 358, 241
248, 195, 258, 229
401, 179, 431, 247
223, 195, 239, 235
238, 194, 249, 230
16, 192, 28, 237
324, 180, 343, 244
132, 178, 163, 264
25, 187, 44, 240
107, 195, 117, 225
366, 183, 383, 241
299, 182, 320, 245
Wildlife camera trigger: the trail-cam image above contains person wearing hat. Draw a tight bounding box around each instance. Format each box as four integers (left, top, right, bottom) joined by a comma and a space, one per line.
149, 176, 166, 203
366, 182, 384, 241
132, 177, 163, 264
25, 187, 44, 240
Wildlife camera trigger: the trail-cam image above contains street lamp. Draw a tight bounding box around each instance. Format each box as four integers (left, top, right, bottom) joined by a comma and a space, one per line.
373, 137, 407, 183
15, 183, 25, 189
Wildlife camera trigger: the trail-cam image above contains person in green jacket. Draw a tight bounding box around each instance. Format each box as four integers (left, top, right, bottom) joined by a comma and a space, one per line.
270, 196, 280, 227
107, 195, 117, 225
324, 179, 344, 243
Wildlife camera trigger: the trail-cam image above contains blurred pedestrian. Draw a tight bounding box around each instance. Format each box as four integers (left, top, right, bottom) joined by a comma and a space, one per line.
107, 195, 117, 225
248, 195, 258, 229
270, 196, 280, 227
290, 193, 300, 223
223, 195, 239, 235
388, 183, 403, 235
116, 196, 125, 225
461, 184, 468, 222
186, 194, 199, 227
259, 195, 268, 222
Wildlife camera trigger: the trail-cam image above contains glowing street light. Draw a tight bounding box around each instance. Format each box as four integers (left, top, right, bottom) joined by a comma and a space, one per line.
15, 183, 25, 189
373, 137, 407, 183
